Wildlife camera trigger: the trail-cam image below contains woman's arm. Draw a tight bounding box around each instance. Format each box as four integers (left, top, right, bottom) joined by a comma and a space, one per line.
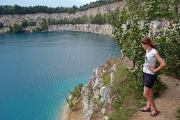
148, 53, 166, 73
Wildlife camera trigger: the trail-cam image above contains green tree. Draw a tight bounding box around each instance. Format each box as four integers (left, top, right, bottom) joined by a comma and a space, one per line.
40, 19, 48, 31
21, 20, 28, 28
32, 19, 48, 32
81, 15, 88, 23
7, 24, 24, 33
0, 6, 3, 14
47, 18, 52, 25
14, 4, 22, 14
90, 13, 107, 24
29, 20, 36, 26
0, 22, 3, 29
66, 83, 83, 110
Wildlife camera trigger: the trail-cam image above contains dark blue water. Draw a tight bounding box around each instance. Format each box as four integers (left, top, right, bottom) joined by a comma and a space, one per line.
0, 31, 120, 120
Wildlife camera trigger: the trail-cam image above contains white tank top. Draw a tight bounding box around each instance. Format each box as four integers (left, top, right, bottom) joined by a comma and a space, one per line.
143, 48, 158, 75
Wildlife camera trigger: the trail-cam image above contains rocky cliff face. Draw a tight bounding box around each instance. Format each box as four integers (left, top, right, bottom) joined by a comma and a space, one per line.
0, 1, 125, 35
81, 60, 116, 120
48, 24, 113, 35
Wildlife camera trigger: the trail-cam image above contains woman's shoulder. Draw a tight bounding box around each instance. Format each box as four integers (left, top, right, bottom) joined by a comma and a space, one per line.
151, 48, 158, 54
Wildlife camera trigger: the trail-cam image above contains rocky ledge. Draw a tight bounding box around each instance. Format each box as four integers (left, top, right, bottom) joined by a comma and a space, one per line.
81, 59, 119, 120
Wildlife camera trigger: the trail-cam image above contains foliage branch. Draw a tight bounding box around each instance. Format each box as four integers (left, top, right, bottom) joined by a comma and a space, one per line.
66, 83, 83, 110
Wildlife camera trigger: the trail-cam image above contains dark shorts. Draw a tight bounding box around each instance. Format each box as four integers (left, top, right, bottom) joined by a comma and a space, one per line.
142, 72, 156, 88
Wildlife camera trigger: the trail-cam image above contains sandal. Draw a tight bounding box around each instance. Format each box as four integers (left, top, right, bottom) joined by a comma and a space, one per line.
140, 107, 151, 112
149, 111, 160, 117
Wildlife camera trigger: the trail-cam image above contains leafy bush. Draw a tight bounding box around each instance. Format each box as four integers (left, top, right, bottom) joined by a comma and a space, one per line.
90, 13, 107, 24
33, 20, 48, 32
66, 83, 83, 110
0, 22, 3, 29
7, 24, 24, 33
21, 20, 28, 28
28, 20, 36, 26
176, 108, 180, 120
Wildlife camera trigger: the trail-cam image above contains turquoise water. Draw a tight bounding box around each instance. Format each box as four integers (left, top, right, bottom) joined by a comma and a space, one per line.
0, 31, 120, 120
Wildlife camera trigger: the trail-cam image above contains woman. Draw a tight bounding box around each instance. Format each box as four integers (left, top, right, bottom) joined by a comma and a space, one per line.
140, 37, 166, 117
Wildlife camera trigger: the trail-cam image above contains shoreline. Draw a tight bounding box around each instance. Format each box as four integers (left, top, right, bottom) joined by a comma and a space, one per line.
61, 102, 69, 120
60, 98, 83, 120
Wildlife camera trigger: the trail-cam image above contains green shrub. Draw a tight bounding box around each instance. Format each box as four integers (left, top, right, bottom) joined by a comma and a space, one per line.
176, 108, 180, 120
0, 22, 3, 29
7, 24, 24, 33
66, 83, 83, 109
21, 21, 28, 28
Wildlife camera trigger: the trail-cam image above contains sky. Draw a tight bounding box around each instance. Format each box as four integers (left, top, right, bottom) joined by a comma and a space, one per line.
0, 0, 97, 8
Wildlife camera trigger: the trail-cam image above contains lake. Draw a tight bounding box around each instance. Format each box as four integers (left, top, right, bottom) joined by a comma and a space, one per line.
0, 31, 120, 120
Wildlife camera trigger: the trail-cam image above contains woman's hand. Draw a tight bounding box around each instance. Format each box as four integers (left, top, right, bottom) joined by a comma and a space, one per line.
148, 66, 156, 73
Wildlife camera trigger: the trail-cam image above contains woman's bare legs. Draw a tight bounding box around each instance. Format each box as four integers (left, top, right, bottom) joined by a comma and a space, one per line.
146, 88, 153, 109
143, 86, 157, 111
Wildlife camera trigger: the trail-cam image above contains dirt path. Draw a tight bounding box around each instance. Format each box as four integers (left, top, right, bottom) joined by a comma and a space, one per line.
131, 75, 180, 120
